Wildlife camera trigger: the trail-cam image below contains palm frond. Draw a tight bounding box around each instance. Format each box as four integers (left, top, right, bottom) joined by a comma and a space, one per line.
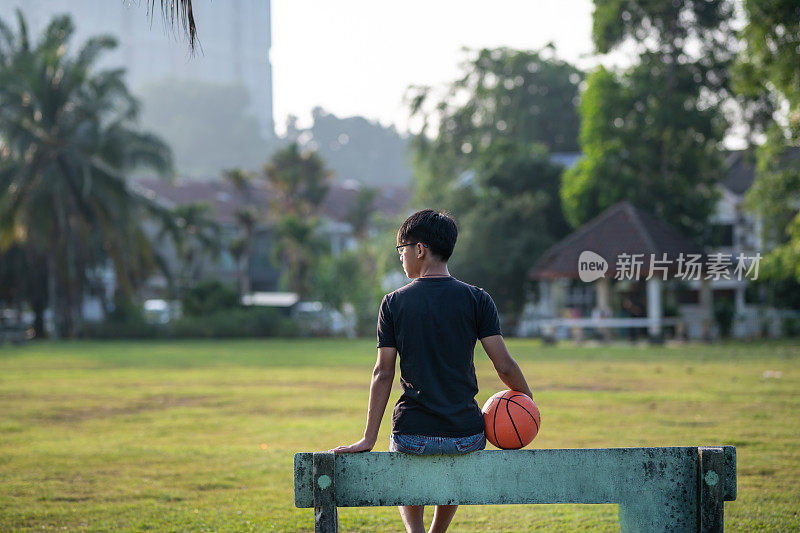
14, 9, 29, 53
74, 35, 118, 73
149, 0, 197, 52
0, 9, 187, 333
99, 123, 173, 176
35, 14, 74, 57
0, 13, 18, 65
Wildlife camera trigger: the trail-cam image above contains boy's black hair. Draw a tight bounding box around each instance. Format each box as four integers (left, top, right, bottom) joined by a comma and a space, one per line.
397, 209, 458, 262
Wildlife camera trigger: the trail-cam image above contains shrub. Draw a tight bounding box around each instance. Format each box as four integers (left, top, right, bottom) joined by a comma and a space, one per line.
713, 299, 735, 338
782, 316, 800, 337
81, 294, 158, 339
80, 319, 161, 339
181, 280, 240, 317
169, 307, 298, 338
81, 306, 298, 339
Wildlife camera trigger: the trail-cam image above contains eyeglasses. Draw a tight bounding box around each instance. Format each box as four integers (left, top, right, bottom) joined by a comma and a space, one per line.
396, 242, 428, 255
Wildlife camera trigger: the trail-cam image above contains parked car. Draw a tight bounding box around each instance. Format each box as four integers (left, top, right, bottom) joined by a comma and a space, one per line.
291, 301, 354, 337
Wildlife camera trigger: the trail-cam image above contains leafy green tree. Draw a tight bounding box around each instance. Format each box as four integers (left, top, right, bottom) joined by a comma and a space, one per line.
562, 0, 737, 241
406, 46, 579, 321
313, 214, 401, 336
313, 247, 378, 335
0, 243, 47, 336
157, 202, 221, 296
737, 1, 800, 284
345, 187, 379, 241
181, 280, 240, 317
734, 0, 800, 143
287, 107, 412, 187
450, 141, 570, 323
0, 11, 173, 337
224, 168, 258, 296
271, 214, 329, 299
408, 45, 583, 205
262, 143, 334, 298
263, 142, 333, 217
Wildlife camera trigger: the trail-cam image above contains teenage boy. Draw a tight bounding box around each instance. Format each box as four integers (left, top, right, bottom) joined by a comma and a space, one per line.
330, 209, 533, 533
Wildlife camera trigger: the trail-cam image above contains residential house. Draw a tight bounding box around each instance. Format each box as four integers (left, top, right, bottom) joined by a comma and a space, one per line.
130, 177, 411, 299
520, 150, 796, 340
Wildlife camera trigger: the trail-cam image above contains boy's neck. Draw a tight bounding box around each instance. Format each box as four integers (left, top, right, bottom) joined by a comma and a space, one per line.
418, 263, 451, 278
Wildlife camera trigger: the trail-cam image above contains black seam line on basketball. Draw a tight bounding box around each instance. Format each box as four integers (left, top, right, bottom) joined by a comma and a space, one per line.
505, 398, 540, 431
504, 392, 526, 401
495, 397, 514, 448
505, 399, 524, 448
491, 397, 500, 448
503, 392, 529, 408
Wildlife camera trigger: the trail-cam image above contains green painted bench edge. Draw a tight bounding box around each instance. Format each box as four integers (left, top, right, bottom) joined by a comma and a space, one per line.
294, 446, 737, 508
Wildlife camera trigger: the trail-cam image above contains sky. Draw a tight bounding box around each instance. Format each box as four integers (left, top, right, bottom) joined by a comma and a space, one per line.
270, 0, 612, 136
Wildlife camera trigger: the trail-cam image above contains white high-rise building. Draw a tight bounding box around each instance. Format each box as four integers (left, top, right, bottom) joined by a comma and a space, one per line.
0, 0, 274, 137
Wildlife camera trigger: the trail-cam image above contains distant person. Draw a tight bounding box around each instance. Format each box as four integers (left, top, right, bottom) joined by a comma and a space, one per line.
330, 209, 533, 533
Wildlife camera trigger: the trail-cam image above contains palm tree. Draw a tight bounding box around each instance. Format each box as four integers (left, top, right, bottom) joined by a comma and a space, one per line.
263, 142, 333, 217
345, 187, 378, 241
157, 202, 221, 295
263, 143, 333, 298
0, 11, 174, 338
224, 168, 258, 296
271, 214, 330, 299
0, 243, 47, 337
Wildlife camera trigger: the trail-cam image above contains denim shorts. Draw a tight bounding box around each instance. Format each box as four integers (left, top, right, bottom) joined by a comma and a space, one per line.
389, 431, 486, 455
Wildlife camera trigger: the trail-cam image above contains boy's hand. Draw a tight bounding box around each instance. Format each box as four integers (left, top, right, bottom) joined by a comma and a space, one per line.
329, 437, 375, 454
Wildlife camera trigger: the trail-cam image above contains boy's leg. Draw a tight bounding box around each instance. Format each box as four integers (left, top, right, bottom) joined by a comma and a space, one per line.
430, 505, 458, 533
399, 505, 425, 533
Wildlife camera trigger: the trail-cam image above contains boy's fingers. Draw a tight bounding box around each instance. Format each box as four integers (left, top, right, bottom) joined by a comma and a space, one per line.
328, 443, 370, 454
329, 445, 353, 453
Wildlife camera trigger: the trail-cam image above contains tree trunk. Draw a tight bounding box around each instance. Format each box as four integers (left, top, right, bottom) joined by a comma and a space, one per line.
47, 253, 59, 340
242, 226, 252, 296
32, 298, 45, 339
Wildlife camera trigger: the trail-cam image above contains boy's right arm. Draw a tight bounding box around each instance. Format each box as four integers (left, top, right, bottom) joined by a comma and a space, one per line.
480, 334, 533, 398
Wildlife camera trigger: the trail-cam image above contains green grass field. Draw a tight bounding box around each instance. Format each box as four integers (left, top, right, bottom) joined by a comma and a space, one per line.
0, 338, 798, 531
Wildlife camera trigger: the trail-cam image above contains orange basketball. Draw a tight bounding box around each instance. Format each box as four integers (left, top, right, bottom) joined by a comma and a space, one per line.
482, 390, 540, 449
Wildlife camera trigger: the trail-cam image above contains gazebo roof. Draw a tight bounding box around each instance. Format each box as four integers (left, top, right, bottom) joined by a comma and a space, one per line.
529, 201, 705, 280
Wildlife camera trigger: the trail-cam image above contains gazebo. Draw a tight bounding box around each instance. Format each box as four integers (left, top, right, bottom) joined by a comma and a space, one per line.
529, 201, 712, 341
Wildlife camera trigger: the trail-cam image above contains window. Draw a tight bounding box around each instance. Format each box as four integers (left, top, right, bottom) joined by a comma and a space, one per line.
710, 224, 734, 247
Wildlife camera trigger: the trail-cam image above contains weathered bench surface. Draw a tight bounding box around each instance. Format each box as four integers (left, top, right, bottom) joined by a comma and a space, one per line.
295, 446, 736, 532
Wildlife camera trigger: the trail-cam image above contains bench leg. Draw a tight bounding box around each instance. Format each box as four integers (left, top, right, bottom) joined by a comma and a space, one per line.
619, 447, 727, 533
313, 452, 338, 533
698, 447, 724, 532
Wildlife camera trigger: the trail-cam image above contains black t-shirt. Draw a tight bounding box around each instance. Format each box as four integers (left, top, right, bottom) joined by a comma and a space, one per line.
376, 276, 502, 437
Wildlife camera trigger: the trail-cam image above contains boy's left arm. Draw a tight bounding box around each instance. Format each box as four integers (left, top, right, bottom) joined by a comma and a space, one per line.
329, 347, 397, 453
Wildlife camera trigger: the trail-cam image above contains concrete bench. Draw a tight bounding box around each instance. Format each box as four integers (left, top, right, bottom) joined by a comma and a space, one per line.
294, 446, 736, 532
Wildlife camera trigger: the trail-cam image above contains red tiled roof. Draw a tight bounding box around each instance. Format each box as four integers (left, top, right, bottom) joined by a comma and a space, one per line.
319, 181, 411, 221
132, 178, 273, 225
529, 201, 705, 280
132, 177, 411, 226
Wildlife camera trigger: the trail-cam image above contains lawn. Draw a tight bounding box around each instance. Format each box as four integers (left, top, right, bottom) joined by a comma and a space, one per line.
0, 338, 798, 531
